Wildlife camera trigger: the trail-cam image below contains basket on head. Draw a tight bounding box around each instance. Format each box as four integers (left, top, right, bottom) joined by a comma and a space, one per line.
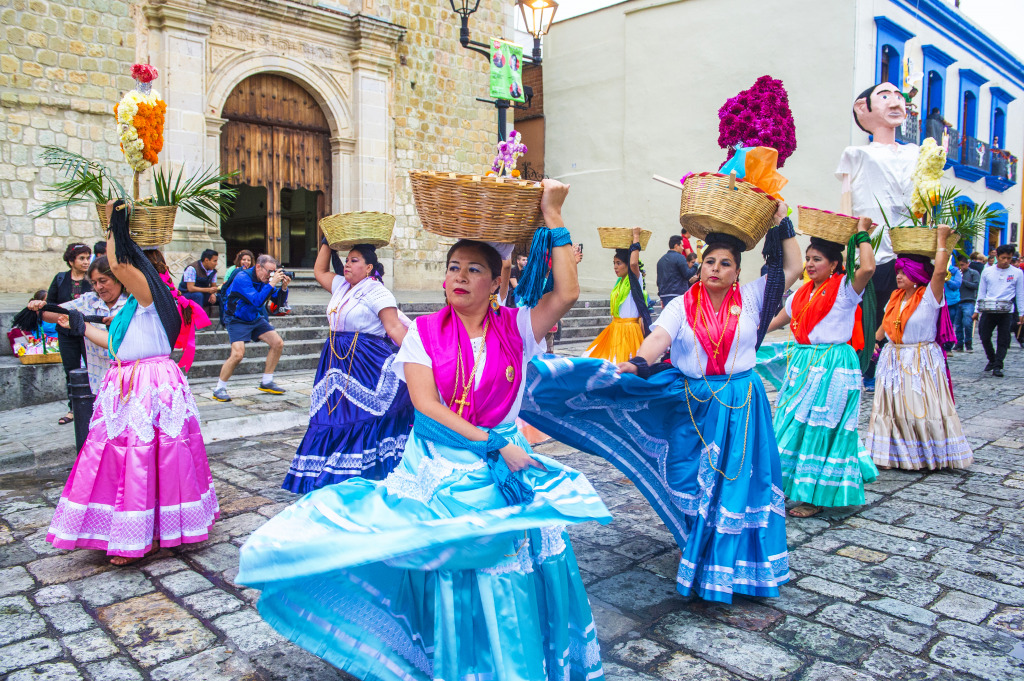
319, 212, 395, 251
409, 170, 544, 243
597, 227, 651, 250
890, 226, 961, 259
796, 206, 865, 244
678, 172, 778, 251
95, 203, 176, 247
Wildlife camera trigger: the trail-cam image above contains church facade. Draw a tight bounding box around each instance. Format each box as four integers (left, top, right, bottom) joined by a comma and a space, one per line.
0, 0, 513, 292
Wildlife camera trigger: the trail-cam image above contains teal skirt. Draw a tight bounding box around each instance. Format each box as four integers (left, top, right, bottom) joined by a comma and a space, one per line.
756, 342, 877, 507
237, 422, 611, 681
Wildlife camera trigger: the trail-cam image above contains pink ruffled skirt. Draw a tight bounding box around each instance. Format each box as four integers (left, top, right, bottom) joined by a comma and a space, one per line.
47, 356, 219, 557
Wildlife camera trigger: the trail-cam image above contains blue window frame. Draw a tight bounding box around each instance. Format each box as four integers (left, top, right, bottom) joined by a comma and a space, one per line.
989, 87, 1015, 148
958, 69, 988, 138
954, 69, 990, 181
921, 45, 956, 119
987, 202, 1007, 251
874, 17, 915, 86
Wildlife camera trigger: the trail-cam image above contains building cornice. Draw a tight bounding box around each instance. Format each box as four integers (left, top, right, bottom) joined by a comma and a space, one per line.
888, 0, 1024, 90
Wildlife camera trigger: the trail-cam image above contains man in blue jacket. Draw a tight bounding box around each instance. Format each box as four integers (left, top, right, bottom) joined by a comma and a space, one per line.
213, 254, 290, 401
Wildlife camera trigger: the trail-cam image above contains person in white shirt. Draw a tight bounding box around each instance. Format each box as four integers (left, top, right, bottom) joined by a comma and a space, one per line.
836, 82, 918, 387
27, 256, 129, 396
973, 244, 1024, 377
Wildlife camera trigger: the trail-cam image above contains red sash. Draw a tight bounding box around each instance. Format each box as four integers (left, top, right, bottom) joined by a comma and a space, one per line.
684, 282, 742, 375
790, 274, 864, 351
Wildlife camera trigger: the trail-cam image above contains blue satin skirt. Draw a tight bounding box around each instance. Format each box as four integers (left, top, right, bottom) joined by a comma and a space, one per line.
521, 356, 789, 604
283, 332, 414, 493
239, 422, 611, 680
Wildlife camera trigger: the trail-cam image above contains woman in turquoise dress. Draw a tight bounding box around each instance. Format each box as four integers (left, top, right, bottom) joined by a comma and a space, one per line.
522, 205, 803, 604
237, 180, 611, 681
756, 232, 879, 517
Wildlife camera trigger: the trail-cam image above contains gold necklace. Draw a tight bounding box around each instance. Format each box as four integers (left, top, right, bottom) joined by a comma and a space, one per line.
696, 285, 731, 358
449, 320, 489, 416
790, 281, 828, 332
684, 381, 752, 481
689, 296, 742, 400
326, 331, 360, 415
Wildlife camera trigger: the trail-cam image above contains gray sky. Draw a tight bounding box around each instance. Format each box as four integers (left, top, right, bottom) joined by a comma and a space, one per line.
550, 0, 1024, 58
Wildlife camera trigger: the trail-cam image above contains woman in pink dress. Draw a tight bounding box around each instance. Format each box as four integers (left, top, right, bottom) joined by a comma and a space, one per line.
46, 200, 218, 565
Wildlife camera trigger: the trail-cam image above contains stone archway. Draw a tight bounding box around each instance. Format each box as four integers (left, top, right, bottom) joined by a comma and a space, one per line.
219, 74, 333, 267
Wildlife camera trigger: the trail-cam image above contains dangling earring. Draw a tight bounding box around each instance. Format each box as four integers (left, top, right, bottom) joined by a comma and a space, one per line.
489, 293, 500, 314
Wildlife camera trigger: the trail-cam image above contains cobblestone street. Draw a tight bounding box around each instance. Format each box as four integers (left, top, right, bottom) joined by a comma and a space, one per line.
1, 346, 1023, 680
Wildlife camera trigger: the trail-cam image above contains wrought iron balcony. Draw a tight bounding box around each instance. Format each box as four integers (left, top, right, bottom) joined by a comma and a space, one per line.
895, 110, 921, 145
987, 148, 1018, 191
961, 136, 990, 171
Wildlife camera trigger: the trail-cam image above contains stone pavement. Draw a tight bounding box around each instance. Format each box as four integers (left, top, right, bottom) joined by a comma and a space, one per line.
0, 344, 1023, 680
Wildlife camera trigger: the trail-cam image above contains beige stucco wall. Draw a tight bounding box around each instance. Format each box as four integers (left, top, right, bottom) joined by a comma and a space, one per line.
544, 0, 859, 290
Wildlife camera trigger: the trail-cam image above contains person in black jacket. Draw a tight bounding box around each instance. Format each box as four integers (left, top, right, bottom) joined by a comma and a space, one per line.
46, 242, 93, 425
656, 235, 693, 308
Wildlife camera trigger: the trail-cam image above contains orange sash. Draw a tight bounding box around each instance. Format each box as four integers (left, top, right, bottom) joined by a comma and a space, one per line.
789, 274, 864, 351
882, 287, 926, 344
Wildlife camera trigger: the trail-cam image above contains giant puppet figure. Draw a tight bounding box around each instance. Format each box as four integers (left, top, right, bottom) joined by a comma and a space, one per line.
836, 82, 919, 379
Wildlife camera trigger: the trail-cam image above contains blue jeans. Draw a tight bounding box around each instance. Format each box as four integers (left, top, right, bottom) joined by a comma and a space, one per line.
952, 301, 975, 347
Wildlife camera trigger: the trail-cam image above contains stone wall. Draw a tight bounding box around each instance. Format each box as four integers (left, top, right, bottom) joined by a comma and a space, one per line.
0, 0, 514, 293
0, 0, 140, 293
388, 0, 512, 289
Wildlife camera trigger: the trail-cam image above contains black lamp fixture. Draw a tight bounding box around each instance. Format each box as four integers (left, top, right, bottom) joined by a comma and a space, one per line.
448, 0, 557, 140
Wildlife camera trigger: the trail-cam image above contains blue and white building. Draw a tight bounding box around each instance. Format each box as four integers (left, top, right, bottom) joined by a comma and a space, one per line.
540, 0, 1024, 290
865, 0, 1023, 253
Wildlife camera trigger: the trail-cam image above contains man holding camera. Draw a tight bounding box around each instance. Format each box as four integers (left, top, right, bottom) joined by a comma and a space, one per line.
213, 254, 291, 401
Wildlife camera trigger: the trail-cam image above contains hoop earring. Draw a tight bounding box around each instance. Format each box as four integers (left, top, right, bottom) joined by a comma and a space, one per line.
489, 293, 500, 314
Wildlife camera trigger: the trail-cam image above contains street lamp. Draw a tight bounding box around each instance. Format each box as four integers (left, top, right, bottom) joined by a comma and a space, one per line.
448, 0, 557, 140
517, 0, 558, 63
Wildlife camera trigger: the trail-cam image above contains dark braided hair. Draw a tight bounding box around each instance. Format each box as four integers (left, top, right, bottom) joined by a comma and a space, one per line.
350, 244, 385, 281
107, 200, 181, 345
807, 237, 846, 275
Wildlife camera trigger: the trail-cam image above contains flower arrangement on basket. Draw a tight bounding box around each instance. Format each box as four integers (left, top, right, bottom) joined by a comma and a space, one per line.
718, 75, 798, 168
409, 129, 542, 243
878, 137, 1002, 258
35, 64, 238, 246
652, 76, 794, 252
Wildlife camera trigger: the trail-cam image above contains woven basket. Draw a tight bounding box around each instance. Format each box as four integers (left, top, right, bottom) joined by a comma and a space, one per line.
597, 227, 652, 250
409, 170, 544, 243
890, 226, 961, 258
320, 212, 395, 250
796, 206, 864, 244
19, 352, 62, 365
678, 172, 778, 251
95, 203, 177, 247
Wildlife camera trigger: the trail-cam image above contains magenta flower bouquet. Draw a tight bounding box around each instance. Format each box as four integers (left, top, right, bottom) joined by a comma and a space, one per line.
717, 75, 797, 168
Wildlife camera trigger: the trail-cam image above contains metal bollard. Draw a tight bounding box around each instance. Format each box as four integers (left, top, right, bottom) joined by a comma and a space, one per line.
69, 368, 94, 452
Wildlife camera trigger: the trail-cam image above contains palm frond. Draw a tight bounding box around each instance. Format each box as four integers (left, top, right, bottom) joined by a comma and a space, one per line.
34, 147, 131, 217
151, 166, 239, 225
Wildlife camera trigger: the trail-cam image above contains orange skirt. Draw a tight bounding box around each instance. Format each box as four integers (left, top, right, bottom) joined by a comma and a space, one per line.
582, 317, 644, 364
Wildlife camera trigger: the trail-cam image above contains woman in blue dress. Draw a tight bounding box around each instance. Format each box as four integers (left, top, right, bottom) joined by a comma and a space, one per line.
238, 179, 611, 681
282, 240, 413, 493
522, 204, 802, 603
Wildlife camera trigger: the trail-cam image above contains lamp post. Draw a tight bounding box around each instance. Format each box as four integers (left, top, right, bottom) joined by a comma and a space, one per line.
448, 0, 557, 141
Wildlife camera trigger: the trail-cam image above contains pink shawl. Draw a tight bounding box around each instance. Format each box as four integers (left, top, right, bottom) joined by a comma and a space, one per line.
417, 305, 523, 428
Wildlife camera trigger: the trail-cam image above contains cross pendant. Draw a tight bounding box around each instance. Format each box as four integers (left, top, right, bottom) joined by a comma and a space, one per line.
453, 394, 470, 416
